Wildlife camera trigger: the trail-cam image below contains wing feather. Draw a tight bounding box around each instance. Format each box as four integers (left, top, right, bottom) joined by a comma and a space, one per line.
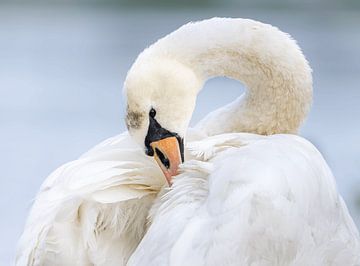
16, 132, 163, 266
129, 133, 360, 266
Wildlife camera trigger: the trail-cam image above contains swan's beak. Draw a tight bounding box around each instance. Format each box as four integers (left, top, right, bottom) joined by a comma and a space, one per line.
150, 136, 182, 185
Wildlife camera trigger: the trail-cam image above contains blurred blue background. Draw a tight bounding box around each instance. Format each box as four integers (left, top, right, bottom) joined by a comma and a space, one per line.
1, 0, 359, 264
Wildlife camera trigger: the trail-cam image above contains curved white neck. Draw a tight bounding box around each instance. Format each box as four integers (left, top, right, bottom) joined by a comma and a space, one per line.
142, 18, 313, 136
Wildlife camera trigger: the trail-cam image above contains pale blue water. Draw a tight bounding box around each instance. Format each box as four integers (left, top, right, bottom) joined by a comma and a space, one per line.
0, 5, 359, 264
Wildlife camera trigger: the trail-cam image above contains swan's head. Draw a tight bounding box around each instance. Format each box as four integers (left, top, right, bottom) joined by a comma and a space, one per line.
124, 57, 202, 184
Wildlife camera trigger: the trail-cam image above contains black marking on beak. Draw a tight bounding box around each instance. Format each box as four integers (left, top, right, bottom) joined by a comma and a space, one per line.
145, 116, 184, 163
154, 148, 170, 169
176, 136, 184, 163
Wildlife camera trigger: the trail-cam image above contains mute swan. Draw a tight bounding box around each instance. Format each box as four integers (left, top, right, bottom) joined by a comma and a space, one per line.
16, 18, 359, 266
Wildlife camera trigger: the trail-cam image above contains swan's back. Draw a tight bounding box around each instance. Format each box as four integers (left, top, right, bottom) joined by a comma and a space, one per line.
128, 134, 360, 266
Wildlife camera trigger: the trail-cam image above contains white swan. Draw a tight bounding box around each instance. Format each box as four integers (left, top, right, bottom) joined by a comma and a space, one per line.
16, 18, 359, 266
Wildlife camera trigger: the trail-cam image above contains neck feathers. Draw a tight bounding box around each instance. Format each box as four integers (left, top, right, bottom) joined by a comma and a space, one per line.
142, 18, 313, 135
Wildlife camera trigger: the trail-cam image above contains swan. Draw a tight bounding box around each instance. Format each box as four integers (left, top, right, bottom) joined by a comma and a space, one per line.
16, 18, 360, 266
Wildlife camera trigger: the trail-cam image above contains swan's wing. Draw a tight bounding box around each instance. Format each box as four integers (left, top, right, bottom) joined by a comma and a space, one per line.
16, 132, 164, 266
128, 133, 360, 266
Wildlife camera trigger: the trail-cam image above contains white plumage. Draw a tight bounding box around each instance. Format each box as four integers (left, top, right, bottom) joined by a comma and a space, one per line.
129, 133, 360, 265
16, 133, 163, 265
17, 18, 360, 265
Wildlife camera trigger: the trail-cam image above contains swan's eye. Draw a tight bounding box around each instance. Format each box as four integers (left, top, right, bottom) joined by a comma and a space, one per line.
149, 108, 156, 118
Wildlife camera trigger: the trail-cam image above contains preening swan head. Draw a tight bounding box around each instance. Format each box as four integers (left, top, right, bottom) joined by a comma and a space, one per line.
124, 17, 312, 183
125, 58, 202, 183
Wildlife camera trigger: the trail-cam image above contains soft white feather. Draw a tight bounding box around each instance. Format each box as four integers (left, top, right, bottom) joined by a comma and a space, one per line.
128, 134, 360, 266
16, 133, 163, 266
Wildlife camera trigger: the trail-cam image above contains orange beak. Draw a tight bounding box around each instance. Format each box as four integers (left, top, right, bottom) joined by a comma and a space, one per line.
150, 136, 182, 186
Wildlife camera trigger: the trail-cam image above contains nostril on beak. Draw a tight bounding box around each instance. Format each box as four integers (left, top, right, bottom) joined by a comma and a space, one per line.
145, 146, 154, 156
155, 148, 170, 169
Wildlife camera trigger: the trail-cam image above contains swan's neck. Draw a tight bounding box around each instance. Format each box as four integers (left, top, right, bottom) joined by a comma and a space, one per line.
193, 44, 313, 135
144, 18, 313, 136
